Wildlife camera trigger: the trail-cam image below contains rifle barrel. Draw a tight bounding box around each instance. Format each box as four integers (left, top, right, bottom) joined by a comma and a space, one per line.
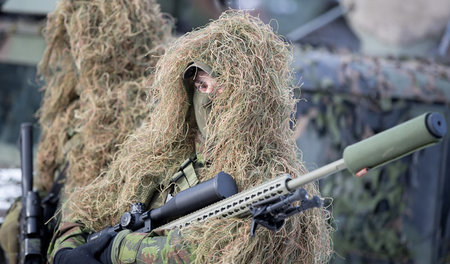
286, 159, 346, 191
343, 112, 446, 175
20, 123, 33, 195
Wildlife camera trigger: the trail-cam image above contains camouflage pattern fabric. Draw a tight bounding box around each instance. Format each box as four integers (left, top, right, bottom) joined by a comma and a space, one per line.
48, 224, 192, 263
47, 222, 86, 263
111, 229, 192, 264
0, 198, 21, 264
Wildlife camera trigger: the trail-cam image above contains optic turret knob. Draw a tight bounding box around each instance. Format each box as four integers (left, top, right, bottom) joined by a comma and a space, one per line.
120, 203, 145, 230
130, 203, 145, 214
120, 212, 133, 229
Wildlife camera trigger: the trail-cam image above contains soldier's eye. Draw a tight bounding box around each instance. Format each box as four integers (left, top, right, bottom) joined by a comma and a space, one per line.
195, 81, 209, 93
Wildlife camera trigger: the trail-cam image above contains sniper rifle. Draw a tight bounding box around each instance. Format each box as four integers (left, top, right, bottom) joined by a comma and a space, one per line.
89, 112, 447, 240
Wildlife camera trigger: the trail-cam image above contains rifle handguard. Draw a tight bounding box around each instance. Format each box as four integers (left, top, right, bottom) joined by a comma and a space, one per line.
343, 112, 447, 176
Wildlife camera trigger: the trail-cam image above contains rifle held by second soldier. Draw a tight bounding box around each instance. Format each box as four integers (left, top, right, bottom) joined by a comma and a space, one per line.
19, 123, 44, 264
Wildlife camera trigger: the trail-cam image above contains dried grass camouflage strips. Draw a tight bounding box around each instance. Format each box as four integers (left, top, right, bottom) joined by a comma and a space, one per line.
36, 0, 174, 193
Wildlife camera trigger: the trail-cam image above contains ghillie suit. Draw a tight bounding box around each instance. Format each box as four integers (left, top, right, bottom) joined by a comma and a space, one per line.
36, 0, 173, 194
60, 11, 332, 263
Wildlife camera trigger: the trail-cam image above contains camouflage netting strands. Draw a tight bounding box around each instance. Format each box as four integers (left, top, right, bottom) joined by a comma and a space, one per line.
36, 0, 173, 192
64, 11, 333, 263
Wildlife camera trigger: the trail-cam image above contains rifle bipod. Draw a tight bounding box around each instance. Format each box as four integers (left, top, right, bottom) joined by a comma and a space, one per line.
249, 188, 322, 236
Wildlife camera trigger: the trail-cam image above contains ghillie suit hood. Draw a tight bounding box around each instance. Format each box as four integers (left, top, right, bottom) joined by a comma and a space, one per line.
36, 0, 173, 192
64, 11, 332, 263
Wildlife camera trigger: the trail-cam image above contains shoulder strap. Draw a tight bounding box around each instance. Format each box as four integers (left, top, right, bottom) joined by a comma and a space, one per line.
148, 155, 203, 208
170, 155, 200, 192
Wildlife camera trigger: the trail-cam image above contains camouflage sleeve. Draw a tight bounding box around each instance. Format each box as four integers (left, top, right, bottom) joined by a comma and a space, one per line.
0, 198, 21, 264
47, 222, 87, 263
111, 229, 193, 264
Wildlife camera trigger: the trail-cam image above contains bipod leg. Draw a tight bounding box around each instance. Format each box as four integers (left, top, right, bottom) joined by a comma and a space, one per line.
248, 188, 323, 236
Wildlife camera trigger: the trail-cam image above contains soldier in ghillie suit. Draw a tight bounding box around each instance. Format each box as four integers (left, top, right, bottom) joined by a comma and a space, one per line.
51, 11, 333, 263
0, 0, 172, 263
36, 0, 173, 196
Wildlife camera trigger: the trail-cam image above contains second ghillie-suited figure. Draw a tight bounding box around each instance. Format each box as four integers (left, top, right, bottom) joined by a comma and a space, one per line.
53, 11, 333, 263
0, 1, 173, 263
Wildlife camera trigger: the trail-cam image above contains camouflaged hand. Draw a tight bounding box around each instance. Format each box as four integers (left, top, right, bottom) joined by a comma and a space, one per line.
54, 231, 114, 264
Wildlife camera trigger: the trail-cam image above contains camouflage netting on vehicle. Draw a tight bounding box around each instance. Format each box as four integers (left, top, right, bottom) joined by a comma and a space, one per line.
64, 11, 333, 263
293, 46, 450, 105
300, 93, 413, 261
293, 47, 450, 262
36, 0, 173, 192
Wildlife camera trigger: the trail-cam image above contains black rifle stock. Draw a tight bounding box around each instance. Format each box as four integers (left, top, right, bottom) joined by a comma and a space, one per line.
19, 123, 44, 264
90, 112, 447, 239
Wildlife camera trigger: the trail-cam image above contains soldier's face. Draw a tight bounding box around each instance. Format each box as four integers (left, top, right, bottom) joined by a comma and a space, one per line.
192, 70, 222, 138
194, 70, 222, 94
